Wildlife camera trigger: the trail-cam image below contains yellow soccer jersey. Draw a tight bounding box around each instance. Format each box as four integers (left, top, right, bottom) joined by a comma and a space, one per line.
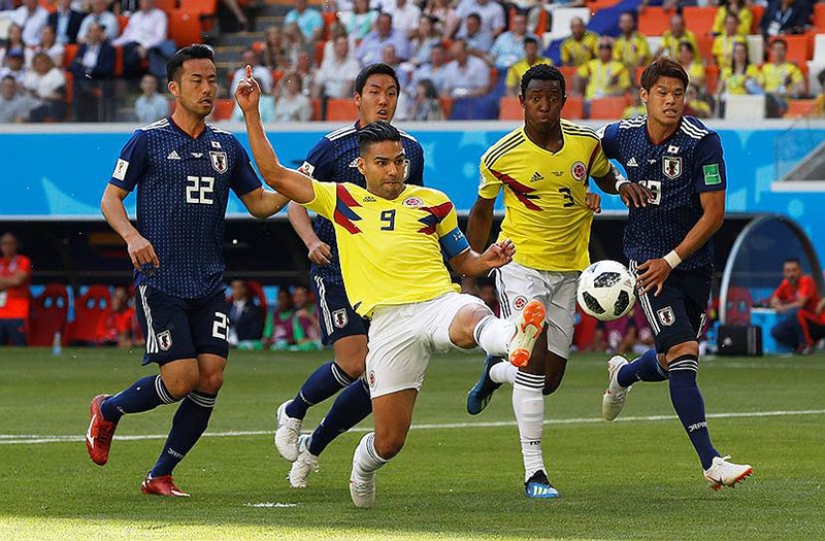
661, 30, 698, 60
561, 32, 599, 66
506, 56, 553, 89
576, 59, 631, 100
478, 122, 611, 272
303, 180, 464, 317
761, 62, 803, 94
711, 34, 745, 68
613, 33, 650, 68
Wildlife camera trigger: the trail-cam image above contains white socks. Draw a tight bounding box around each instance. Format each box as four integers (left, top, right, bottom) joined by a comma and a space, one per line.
473, 315, 516, 358
352, 432, 388, 479
513, 372, 546, 482
490, 362, 517, 384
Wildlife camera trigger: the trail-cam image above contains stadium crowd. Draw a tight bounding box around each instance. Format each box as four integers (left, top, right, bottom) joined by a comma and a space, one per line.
3, 0, 825, 122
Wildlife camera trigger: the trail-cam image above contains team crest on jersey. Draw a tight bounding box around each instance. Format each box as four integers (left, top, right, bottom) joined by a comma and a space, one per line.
663, 156, 682, 179
211, 141, 222, 149
368, 370, 376, 388
403, 197, 424, 208
570, 161, 587, 181
209, 151, 228, 174
513, 296, 528, 311
298, 161, 315, 177
657, 307, 676, 327
157, 330, 173, 351
332, 309, 349, 329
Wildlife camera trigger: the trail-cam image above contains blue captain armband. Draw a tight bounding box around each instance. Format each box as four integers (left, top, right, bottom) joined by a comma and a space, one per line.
440, 227, 470, 259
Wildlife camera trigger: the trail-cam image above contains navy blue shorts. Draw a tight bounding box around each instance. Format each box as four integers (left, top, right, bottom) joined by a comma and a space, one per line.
135, 284, 230, 365
309, 274, 366, 346
631, 262, 712, 354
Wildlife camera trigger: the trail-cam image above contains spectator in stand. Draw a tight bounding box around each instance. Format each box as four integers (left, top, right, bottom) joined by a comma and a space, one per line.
408, 78, 444, 120
69, 21, 116, 122
684, 82, 712, 118
268, 288, 296, 350
381, 45, 402, 80
456, 0, 505, 39
798, 297, 825, 354
47, 0, 84, 46
96, 286, 136, 347
478, 282, 500, 317
0, 233, 32, 346
407, 15, 442, 68
291, 285, 322, 350
424, 0, 461, 39
134, 73, 169, 123
0, 48, 27, 87
761, 38, 804, 117
657, 13, 698, 60
613, 11, 650, 70
313, 35, 360, 99
78, 0, 121, 45
9, 0, 49, 48
411, 42, 449, 95
274, 71, 313, 122
574, 37, 630, 103
23, 53, 66, 122
716, 41, 761, 114
604, 308, 654, 355
505, 36, 552, 96
283, 0, 324, 43
231, 48, 273, 95
322, 22, 352, 64
232, 77, 276, 122
678, 41, 705, 88
622, 89, 646, 118
440, 38, 490, 98
0, 75, 35, 122
283, 22, 306, 66
228, 278, 265, 347
761, 0, 811, 40
712, 13, 746, 68
261, 25, 288, 71
341, 0, 379, 44
461, 13, 494, 58
293, 46, 317, 95
356, 13, 410, 65
489, 13, 537, 70
33, 26, 65, 70
769, 258, 820, 352
560, 17, 598, 67
111, 0, 177, 80
383, 0, 421, 39
1, 25, 25, 68
712, 0, 753, 37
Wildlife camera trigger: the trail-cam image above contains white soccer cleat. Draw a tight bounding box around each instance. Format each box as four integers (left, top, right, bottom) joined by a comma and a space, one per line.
601, 355, 631, 421
274, 400, 302, 462
350, 459, 376, 509
288, 435, 319, 489
704, 455, 753, 491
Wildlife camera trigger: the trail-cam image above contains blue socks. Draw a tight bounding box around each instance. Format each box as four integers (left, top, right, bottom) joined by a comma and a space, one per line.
285, 362, 356, 420
617, 349, 668, 388
150, 390, 217, 477
101, 375, 177, 422
668, 355, 719, 470
308, 378, 373, 457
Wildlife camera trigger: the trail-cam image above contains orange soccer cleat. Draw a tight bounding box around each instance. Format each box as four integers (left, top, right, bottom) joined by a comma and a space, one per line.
140, 474, 191, 497
508, 300, 546, 368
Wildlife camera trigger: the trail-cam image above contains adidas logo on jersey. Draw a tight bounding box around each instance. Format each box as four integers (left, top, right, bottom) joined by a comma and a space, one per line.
167, 150, 181, 160
529, 171, 544, 182
362, 196, 376, 202
627, 157, 639, 167
348, 158, 360, 168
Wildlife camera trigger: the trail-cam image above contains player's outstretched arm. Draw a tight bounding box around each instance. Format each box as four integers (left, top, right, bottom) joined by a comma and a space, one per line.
239, 187, 289, 219
101, 183, 159, 271
235, 65, 315, 204
451, 239, 515, 278
288, 202, 332, 266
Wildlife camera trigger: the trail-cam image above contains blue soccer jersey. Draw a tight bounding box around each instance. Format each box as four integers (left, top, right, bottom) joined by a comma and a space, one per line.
298, 122, 425, 283
108, 117, 262, 299
600, 115, 727, 270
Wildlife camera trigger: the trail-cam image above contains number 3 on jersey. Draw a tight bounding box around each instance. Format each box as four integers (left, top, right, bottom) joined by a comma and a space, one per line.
186, 176, 215, 205
639, 180, 662, 205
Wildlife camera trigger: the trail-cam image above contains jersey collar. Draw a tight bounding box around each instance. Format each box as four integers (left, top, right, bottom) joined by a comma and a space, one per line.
167, 115, 208, 140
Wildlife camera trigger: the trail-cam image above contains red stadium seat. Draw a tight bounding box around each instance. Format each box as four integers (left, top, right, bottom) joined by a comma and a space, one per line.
68, 285, 111, 345
784, 99, 817, 118
498, 96, 522, 120
211, 98, 234, 120
724, 286, 752, 326
750, 5, 765, 34
315, 40, 325, 65
769, 34, 809, 64
322, 11, 338, 40
252, 41, 265, 55
325, 98, 358, 121
563, 94, 585, 119
28, 284, 69, 347
114, 45, 124, 76
704, 64, 720, 94
311, 97, 322, 120
439, 97, 453, 119
155, 0, 178, 12
63, 71, 72, 104
169, 10, 204, 47
247, 280, 268, 312
639, 8, 672, 37
179, 0, 218, 14
682, 6, 716, 37
558, 66, 577, 94
815, 3, 825, 32
589, 95, 630, 120
63, 43, 78, 68
696, 35, 714, 64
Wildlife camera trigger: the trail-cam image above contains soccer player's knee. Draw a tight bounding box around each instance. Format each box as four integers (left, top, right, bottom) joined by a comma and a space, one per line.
164, 373, 199, 400
374, 435, 405, 460
542, 378, 562, 396
199, 370, 224, 394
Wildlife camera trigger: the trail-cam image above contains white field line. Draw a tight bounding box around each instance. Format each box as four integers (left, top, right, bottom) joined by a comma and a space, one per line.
2, 409, 824, 446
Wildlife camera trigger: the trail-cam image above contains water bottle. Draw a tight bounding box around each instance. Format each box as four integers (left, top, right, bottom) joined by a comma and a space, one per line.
52, 331, 62, 356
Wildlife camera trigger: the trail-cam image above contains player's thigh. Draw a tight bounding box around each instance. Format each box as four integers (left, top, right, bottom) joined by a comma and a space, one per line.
495, 262, 552, 322
311, 275, 366, 347
364, 304, 431, 399
135, 284, 197, 366
427, 292, 488, 350
542, 271, 579, 359
636, 273, 695, 354
188, 288, 231, 360
332, 334, 369, 378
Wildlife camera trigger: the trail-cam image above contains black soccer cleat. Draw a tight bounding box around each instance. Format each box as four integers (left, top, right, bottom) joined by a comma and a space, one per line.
466, 355, 504, 415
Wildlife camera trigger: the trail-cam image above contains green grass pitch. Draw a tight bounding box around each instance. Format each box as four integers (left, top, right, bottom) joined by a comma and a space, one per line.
1, 348, 824, 540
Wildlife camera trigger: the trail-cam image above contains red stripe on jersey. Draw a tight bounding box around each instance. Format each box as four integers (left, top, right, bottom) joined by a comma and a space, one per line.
587, 142, 601, 175
491, 169, 542, 211
334, 184, 362, 234
417, 201, 455, 234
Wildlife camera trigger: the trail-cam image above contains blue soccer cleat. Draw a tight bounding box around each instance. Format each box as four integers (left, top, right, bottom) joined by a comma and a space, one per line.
525, 470, 560, 499
467, 355, 504, 415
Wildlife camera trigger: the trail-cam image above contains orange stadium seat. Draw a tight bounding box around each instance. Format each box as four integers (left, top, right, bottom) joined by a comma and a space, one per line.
28, 284, 69, 347
315, 40, 325, 65
326, 98, 358, 121
63, 71, 72, 104
117, 14, 129, 34
564, 95, 585, 119
769, 34, 809, 63
588, 0, 622, 13
682, 6, 716, 37
211, 98, 234, 120
439, 97, 452, 119
63, 43, 78, 68
785, 99, 817, 118
704, 64, 719, 94
311, 97, 322, 120
155, 0, 177, 12
180, 0, 218, 14
639, 8, 672, 37
322, 11, 338, 40
252, 41, 265, 54
589, 95, 630, 120
696, 35, 714, 64
169, 10, 204, 47
533, 8, 548, 35
750, 5, 764, 34
559, 66, 577, 93
498, 96, 522, 120
67, 285, 111, 345
815, 4, 825, 32
635, 66, 645, 87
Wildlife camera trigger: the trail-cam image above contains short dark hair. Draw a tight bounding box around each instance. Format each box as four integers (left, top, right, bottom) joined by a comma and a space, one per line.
784, 258, 801, 266
679, 41, 695, 54
1, 75, 15, 84
523, 36, 539, 47
358, 120, 401, 155
772, 38, 787, 49
467, 12, 481, 23
639, 58, 689, 92
521, 64, 566, 99
166, 44, 214, 83
355, 63, 400, 95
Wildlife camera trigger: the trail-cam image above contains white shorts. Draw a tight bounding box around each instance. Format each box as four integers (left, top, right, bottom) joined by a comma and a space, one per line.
365, 292, 486, 398
494, 261, 578, 358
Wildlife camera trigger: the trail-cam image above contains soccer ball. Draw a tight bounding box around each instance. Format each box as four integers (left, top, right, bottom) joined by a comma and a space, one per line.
577, 260, 637, 321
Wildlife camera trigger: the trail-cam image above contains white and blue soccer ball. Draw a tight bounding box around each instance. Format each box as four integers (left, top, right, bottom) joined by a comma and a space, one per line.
577, 260, 637, 321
